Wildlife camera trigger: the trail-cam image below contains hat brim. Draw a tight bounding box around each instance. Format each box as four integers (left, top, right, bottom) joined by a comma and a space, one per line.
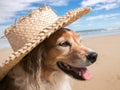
0, 7, 91, 80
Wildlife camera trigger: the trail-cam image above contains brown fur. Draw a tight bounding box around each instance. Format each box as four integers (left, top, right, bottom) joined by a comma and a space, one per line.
0, 28, 97, 90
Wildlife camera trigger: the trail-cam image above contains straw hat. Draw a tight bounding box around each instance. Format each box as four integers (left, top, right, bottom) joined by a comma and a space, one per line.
0, 5, 91, 80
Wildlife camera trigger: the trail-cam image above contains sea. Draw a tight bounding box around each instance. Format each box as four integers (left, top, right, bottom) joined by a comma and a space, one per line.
0, 29, 120, 48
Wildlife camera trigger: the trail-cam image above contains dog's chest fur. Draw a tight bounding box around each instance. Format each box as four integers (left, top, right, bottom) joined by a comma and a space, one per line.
40, 73, 71, 90
8, 64, 71, 90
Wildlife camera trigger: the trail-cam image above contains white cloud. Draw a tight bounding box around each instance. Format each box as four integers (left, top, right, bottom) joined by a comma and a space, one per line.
67, 20, 83, 30
0, 25, 9, 36
94, 3, 119, 10
37, 0, 69, 6
81, 0, 106, 7
81, 0, 120, 10
114, 22, 120, 25
86, 13, 120, 21
46, 0, 69, 6
0, 0, 40, 24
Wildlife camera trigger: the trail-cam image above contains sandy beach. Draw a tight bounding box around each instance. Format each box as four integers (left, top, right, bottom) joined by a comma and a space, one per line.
0, 34, 120, 90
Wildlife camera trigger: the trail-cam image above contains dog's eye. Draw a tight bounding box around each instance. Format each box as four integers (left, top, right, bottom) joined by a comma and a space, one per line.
59, 41, 71, 47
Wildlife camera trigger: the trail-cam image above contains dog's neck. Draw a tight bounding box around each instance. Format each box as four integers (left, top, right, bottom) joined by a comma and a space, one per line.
40, 65, 71, 90
41, 72, 71, 90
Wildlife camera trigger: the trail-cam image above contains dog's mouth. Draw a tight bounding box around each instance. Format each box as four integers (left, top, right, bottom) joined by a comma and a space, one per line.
57, 61, 92, 80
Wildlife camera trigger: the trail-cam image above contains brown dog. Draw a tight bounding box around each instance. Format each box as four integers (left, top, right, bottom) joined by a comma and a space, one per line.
0, 28, 97, 90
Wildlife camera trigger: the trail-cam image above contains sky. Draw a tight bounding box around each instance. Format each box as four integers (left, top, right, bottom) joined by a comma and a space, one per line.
0, 0, 120, 36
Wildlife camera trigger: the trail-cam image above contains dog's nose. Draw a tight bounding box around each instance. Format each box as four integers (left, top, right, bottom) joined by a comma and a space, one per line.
86, 52, 98, 63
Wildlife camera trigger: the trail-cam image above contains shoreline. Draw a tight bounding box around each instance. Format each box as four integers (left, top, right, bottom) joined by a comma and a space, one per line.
0, 34, 120, 90
1, 32, 120, 48
81, 32, 120, 39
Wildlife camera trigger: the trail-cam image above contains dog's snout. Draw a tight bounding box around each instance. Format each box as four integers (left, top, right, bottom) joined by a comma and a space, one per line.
86, 52, 98, 63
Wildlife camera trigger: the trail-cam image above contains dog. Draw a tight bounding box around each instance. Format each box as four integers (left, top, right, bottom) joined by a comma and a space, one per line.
0, 28, 97, 90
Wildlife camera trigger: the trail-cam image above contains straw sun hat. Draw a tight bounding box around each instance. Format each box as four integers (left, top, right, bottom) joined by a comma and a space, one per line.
0, 5, 91, 80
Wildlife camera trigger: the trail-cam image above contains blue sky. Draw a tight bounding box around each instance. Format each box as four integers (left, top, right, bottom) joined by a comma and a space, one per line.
0, 0, 120, 36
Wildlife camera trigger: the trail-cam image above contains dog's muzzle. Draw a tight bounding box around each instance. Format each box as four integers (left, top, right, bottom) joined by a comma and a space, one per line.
86, 52, 98, 63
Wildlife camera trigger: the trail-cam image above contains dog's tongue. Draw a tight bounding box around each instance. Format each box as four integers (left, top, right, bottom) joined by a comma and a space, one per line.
80, 68, 92, 80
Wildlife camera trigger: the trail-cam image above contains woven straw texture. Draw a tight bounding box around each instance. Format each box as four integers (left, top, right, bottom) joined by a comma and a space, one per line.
5, 6, 58, 51
0, 6, 91, 80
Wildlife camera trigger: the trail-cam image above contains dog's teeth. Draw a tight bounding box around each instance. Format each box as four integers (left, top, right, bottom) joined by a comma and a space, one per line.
79, 72, 81, 76
67, 65, 70, 69
63, 63, 70, 69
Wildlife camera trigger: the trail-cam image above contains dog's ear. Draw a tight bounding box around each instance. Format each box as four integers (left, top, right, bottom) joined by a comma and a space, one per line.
20, 42, 46, 78
37, 42, 47, 64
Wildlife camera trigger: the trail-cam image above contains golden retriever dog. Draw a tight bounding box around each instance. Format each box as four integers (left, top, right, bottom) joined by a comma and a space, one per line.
0, 28, 97, 90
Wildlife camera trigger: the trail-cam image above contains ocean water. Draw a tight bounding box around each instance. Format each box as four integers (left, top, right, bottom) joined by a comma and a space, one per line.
0, 38, 11, 48
0, 29, 120, 48
77, 29, 120, 38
